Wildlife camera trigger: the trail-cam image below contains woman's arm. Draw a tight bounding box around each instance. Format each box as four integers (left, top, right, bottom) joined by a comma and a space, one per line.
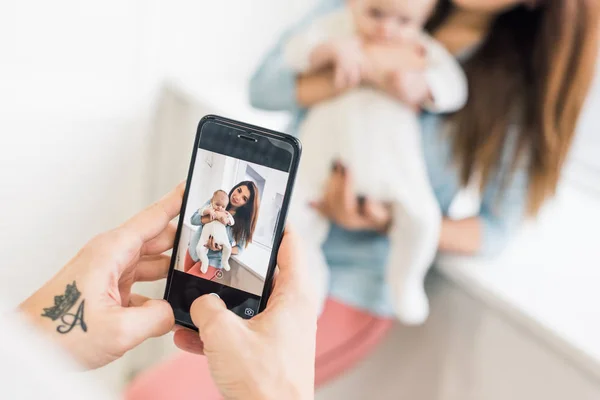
440, 162, 529, 256
438, 217, 482, 254
191, 200, 212, 226
233, 238, 246, 256
249, 0, 344, 111
249, 0, 427, 110
296, 70, 343, 107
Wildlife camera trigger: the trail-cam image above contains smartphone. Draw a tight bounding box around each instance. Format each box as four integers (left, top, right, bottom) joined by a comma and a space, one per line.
164, 115, 301, 330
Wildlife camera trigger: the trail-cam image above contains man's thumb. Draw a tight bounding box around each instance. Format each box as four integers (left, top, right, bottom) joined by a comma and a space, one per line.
190, 294, 236, 337
122, 298, 174, 348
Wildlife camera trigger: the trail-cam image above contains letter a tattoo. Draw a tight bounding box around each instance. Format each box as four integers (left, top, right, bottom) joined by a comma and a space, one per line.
41, 281, 88, 334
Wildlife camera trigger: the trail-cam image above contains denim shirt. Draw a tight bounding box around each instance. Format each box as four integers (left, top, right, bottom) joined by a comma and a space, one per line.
249, 0, 528, 315
188, 201, 246, 269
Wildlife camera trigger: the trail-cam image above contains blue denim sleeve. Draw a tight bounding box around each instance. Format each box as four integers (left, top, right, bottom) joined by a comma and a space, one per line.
248, 0, 344, 112
478, 148, 529, 256
235, 239, 246, 256
190, 200, 211, 226
227, 226, 246, 255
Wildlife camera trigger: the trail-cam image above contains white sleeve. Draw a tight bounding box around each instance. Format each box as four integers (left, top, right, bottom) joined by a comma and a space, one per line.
227, 213, 235, 226
422, 35, 468, 113
0, 311, 114, 400
283, 8, 355, 73
199, 204, 212, 216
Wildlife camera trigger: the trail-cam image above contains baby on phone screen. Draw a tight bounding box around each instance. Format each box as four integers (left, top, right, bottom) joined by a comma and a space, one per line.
196, 190, 235, 272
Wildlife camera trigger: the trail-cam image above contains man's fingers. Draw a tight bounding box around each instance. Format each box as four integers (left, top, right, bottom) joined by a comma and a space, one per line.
142, 221, 177, 255
128, 293, 151, 307
173, 328, 205, 355
122, 182, 185, 243
190, 294, 238, 338
120, 298, 174, 348
134, 254, 171, 282
267, 227, 318, 316
270, 228, 309, 300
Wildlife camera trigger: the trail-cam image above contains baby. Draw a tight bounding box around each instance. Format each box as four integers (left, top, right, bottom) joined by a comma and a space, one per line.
196, 190, 235, 273
285, 0, 467, 323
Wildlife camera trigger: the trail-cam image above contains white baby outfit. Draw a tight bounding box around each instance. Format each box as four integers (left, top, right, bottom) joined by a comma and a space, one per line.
196, 204, 235, 272
285, 8, 467, 324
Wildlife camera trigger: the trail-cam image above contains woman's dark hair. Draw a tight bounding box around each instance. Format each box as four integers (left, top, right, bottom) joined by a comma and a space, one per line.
227, 181, 260, 247
426, 0, 599, 214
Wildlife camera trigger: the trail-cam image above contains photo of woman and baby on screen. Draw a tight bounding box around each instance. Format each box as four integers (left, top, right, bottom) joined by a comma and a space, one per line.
174, 148, 289, 297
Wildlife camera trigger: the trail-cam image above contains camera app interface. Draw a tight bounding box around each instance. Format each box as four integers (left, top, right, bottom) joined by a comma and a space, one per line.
168, 139, 291, 324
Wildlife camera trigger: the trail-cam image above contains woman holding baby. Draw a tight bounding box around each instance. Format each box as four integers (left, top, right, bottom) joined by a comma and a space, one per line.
183, 181, 260, 278
250, 0, 598, 313
248, 0, 599, 384
125, 0, 599, 396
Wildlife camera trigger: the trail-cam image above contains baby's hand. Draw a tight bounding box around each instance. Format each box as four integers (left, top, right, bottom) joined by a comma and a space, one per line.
327, 38, 365, 90
209, 210, 217, 220
218, 214, 230, 225
386, 70, 430, 109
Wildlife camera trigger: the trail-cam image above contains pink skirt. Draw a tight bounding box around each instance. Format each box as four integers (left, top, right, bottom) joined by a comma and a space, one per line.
125, 297, 393, 399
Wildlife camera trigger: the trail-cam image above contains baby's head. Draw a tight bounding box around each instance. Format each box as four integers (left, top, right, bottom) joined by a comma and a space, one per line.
349, 0, 436, 43
211, 190, 229, 212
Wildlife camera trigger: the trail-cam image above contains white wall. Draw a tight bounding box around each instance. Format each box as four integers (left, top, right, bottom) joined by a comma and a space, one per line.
0, 0, 165, 301
156, 0, 318, 95
0, 0, 165, 392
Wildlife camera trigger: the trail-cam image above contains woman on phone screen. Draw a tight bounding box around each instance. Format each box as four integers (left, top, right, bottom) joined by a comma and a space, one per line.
184, 181, 260, 278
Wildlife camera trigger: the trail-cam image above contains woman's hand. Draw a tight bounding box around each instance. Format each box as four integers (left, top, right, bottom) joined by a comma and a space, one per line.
173, 228, 317, 400
18, 185, 184, 369
311, 161, 393, 233
205, 236, 223, 252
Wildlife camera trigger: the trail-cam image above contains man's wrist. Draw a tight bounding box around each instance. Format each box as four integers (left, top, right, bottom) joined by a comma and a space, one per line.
17, 273, 91, 368
248, 380, 312, 400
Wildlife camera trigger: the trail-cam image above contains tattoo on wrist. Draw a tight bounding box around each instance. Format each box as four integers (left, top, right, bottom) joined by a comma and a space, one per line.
41, 281, 88, 334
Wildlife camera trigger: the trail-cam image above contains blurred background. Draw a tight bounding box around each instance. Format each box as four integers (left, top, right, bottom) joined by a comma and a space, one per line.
1, 0, 599, 398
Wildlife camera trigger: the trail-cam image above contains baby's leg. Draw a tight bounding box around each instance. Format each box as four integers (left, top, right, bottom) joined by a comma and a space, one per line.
196, 227, 212, 274
221, 243, 232, 272
385, 127, 442, 324
292, 114, 348, 314
387, 193, 441, 325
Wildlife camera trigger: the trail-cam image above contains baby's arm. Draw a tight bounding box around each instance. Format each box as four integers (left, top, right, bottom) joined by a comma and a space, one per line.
200, 205, 217, 220
420, 35, 468, 113
284, 8, 357, 74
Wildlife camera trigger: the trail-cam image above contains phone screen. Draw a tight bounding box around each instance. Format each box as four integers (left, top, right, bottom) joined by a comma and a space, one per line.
165, 117, 299, 328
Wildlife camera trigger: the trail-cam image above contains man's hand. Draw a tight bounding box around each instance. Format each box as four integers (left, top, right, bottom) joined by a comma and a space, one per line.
174, 229, 317, 400
19, 184, 184, 369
